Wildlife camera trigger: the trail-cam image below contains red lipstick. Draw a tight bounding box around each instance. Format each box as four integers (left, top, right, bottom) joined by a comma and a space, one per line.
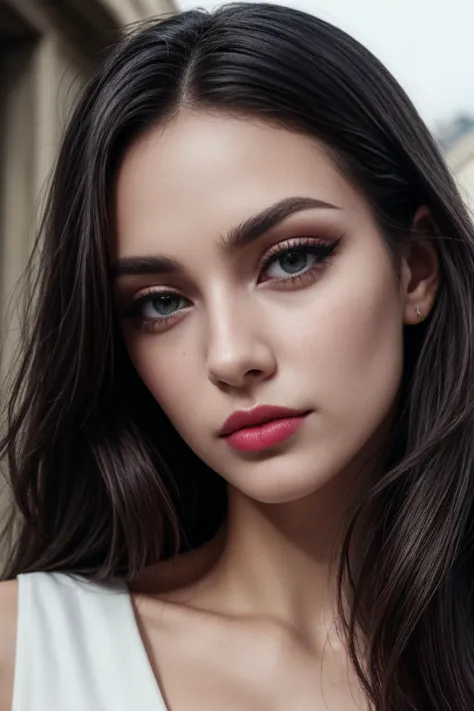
220, 405, 310, 453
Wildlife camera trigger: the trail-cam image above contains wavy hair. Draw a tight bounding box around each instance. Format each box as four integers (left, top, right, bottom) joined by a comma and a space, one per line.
2, 4, 474, 709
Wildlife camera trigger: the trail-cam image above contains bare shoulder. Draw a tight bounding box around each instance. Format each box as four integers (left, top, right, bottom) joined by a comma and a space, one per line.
0, 580, 18, 711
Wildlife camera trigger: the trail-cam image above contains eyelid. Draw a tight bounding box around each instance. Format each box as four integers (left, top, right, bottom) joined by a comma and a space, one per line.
133, 284, 182, 300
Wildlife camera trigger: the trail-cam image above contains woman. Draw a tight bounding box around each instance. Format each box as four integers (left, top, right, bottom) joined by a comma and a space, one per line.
0, 2, 472, 709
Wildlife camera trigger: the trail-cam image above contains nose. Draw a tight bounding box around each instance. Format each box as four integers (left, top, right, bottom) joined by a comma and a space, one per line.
206, 295, 277, 390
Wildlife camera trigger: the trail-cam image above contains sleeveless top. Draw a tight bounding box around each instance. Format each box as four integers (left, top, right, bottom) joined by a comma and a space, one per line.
12, 572, 168, 710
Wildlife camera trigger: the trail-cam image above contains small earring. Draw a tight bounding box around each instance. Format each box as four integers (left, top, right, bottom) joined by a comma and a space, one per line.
414, 305, 422, 318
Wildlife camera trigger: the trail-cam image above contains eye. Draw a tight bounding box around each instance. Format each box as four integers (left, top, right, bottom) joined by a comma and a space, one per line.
141, 293, 187, 320
119, 289, 191, 333
260, 237, 341, 284
264, 249, 317, 278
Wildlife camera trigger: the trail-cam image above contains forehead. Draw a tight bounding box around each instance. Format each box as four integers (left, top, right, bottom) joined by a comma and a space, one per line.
113, 111, 363, 256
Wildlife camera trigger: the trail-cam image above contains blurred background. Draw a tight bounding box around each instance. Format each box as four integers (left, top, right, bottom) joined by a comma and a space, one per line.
0, 0, 473, 378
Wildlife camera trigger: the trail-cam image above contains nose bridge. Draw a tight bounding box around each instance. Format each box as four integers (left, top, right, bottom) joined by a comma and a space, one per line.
205, 284, 275, 386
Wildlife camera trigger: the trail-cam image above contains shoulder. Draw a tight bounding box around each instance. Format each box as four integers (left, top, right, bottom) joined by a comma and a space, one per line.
0, 580, 18, 711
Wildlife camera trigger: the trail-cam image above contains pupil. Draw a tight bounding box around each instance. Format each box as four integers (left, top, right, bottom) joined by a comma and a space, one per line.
281, 251, 307, 273
152, 295, 178, 315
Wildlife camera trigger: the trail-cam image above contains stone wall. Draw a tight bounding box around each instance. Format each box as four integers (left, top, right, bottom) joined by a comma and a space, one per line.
0, 0, 176, 377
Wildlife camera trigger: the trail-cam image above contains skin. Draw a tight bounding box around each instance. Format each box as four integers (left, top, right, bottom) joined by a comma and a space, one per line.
0, 111, 439, 711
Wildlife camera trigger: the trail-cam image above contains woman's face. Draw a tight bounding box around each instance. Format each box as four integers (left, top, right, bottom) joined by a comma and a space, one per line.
112, 112, 409, 504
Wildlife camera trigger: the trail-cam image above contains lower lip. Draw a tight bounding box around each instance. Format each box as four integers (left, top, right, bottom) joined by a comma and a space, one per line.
224, 414, 308, 453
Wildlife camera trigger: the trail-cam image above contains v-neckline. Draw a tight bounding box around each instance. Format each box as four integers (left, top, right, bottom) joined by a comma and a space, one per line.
121, 582, 170, 710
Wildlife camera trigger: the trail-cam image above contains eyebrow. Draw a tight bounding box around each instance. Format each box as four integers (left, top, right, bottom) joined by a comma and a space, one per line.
112, 196, 340, 280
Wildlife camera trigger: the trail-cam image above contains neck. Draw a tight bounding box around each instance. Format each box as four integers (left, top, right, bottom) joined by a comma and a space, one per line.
218, 478, 354, 621
202, 431, 387, 651
134, 424, 388, 654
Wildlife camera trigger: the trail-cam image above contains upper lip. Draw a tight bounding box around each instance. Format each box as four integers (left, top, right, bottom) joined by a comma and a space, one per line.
219, 405, 308, 437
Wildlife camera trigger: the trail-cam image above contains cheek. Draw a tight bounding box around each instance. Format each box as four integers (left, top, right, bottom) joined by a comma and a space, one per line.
290, 261, 404, 427
126, 335, 202, 423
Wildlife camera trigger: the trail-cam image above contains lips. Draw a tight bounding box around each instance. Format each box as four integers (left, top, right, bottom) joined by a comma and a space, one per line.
219, 405, 308, 437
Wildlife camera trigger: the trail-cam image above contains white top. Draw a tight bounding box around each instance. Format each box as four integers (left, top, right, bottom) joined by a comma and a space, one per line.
13, 572, 168, 710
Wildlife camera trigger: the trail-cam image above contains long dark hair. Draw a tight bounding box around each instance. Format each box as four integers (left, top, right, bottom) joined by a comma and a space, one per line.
2, 3, 474, 708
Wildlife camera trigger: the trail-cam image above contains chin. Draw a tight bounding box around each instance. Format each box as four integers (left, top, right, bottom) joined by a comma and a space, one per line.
247, 488, 321, 505
226, 459, 341, 505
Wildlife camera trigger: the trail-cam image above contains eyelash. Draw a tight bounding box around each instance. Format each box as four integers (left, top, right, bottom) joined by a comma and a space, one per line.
121, 236, 342, 333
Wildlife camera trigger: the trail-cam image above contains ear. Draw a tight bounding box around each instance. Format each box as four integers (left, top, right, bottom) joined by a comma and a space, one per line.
400, 206, 440, 325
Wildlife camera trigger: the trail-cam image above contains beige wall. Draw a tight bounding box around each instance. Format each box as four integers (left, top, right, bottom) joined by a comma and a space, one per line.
0, 0, 176, 378
100, 0, 176, 24
446, 128, 474, 217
